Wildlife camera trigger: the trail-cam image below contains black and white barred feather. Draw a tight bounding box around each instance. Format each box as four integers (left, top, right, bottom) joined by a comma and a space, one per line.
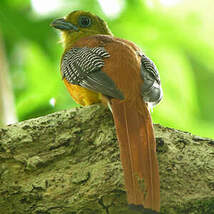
141, 54, 160, 84
61, 47, 110, 84
140, 54, 162, 105
61, 46, 124, 100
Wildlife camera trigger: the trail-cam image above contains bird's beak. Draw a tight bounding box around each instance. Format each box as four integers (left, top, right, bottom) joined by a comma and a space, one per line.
51, 18, 79, 31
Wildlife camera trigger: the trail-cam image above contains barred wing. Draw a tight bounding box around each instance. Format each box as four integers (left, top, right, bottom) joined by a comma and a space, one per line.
140, 54, 163, 106
61, 47, 124, 100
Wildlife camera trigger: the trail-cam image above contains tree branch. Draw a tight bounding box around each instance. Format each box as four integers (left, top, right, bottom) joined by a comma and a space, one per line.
0, 105, 214, 214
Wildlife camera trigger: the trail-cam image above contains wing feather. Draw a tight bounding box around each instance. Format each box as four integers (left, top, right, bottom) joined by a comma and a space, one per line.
61, 47, 124, 100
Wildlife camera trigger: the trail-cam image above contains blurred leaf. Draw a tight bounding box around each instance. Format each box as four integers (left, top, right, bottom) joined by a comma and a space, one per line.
0, 0, 214, 138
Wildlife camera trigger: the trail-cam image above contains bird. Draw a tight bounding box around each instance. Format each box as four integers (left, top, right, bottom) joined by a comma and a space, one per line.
51, 10, 163, 213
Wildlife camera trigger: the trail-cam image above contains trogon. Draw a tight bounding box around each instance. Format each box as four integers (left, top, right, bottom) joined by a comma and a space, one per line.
51, 10, 163, 213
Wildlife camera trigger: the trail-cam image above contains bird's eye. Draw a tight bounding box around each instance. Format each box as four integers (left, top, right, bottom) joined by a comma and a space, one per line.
78, 16, 92, 28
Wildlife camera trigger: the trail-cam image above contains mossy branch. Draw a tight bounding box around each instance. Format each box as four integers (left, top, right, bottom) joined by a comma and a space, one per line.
0, 105, 214, 214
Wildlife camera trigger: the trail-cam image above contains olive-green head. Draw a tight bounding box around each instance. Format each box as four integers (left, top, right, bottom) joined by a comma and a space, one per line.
51, 10, 112, 48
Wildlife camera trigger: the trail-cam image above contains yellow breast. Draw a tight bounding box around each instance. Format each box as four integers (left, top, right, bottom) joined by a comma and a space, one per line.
63, 79, 101, 106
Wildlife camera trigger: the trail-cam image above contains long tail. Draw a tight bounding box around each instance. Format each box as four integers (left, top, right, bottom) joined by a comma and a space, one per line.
111, 99, 160, 212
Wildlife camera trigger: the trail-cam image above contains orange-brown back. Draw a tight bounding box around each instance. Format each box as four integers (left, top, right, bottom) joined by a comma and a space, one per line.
72, 35, 142, 105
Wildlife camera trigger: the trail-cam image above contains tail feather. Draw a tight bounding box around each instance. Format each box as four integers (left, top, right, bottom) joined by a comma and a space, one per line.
111, 99, 160, 212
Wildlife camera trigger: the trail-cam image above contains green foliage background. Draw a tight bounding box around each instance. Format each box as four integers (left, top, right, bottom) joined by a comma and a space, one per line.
0, 0, 214, 138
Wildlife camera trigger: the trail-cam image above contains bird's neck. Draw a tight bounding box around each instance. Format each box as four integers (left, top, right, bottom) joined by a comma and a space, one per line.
62, 30, 112, 51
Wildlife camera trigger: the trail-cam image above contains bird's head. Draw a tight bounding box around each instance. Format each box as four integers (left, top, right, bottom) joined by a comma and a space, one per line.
51, 10, 112, 48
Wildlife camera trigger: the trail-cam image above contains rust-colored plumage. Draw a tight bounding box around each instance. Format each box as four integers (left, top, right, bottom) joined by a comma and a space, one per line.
52, 11, 162, 213
74, 35, 160, 211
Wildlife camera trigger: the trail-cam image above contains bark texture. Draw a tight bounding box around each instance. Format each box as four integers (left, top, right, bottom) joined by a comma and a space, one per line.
0, 105, 214, 214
